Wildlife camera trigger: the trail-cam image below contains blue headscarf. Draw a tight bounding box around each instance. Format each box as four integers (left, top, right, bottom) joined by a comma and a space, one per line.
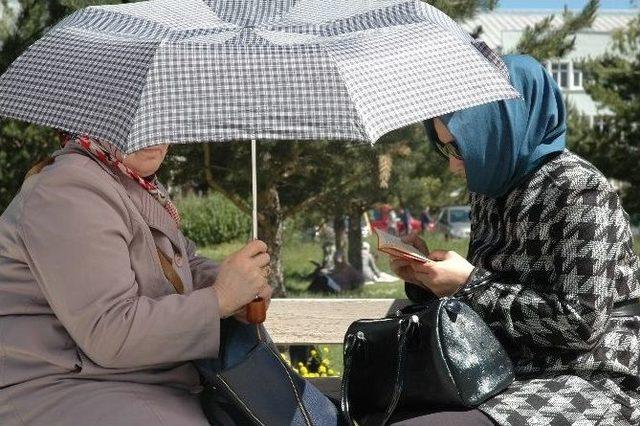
424, 55, 566, 198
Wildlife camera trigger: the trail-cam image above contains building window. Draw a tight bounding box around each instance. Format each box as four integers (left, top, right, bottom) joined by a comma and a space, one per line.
573, 64, 583, 88
547, 61, 572, 89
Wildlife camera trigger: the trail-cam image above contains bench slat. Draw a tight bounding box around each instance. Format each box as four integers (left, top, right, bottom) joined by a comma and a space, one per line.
264, 298, 410, 344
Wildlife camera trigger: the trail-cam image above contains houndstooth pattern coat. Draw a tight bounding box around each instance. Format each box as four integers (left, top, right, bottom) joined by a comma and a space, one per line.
456, 151, 640, 425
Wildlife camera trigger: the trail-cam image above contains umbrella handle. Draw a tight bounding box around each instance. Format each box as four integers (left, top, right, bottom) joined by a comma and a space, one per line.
245, 139, 266, 324
246, 297, 267, 324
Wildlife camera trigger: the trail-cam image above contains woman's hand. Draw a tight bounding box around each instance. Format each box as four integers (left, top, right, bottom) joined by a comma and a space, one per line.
409, 250, 475, 297
212, 240, 272, 318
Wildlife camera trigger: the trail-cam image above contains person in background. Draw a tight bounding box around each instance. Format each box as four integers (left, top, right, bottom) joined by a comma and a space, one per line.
389, 55, 640, 425
400, 207, 413, 236
330, 251, 365, 291
321, 241, 336, 273
388, 208, 399, 235
361, 241, 382, 283
420, 206, 432, 233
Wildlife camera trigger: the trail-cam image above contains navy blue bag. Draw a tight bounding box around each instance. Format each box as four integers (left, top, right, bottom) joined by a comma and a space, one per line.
195, 318, 341, 426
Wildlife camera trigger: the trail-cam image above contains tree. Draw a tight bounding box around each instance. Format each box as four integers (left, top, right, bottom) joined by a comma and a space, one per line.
514, 0, 599, 61
568, 15, 640, 214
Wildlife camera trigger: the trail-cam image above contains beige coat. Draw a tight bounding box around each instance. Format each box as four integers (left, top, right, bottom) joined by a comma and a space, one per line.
0, 146, 222, 425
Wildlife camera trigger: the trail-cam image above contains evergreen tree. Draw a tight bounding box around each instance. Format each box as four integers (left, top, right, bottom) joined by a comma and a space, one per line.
515, 0, 599, 61
569, 15, 640, 214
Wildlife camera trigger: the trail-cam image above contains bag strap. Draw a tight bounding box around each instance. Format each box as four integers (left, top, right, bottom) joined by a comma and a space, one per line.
156, 246, 185, 294
25, 157, 56, 180
341, 332, 364, 426
341, 315, 419, 426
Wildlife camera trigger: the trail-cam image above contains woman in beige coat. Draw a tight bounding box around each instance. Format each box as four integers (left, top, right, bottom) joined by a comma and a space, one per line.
0, 134, 272, 425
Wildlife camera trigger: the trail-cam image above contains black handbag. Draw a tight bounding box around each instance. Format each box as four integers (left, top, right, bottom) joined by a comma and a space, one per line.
340, 297, 514, 426
195, 318, 341, 426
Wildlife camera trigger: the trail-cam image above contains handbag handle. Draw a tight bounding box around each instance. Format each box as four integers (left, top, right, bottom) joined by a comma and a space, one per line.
341, 315, 419, 426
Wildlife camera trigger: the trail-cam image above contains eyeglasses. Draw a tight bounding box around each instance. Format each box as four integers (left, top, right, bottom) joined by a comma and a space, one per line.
434, 138, 463, 161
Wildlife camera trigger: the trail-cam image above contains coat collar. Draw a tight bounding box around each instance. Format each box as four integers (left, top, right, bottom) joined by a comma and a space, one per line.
118, 176, 182, 249
53, 144, 182, 249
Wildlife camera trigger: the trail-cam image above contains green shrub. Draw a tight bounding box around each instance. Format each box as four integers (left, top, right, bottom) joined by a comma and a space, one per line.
177, 194, 251, 245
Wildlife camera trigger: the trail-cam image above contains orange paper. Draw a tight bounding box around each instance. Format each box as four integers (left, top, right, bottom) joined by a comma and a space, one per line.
374, 229, 430, 263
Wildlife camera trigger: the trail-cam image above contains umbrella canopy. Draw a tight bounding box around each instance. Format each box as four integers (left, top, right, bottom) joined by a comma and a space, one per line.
0, 0, 518, 154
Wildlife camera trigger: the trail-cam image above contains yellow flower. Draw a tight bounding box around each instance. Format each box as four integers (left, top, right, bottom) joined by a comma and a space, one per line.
323, 347, 329, 354
297, 362, 304, 368
299, 366, 308, 375
310, 349, 317, 357
320, 373, 327, 377
318, 365, 327, 374
321, 359, 330, 366
327, 369, 335, 376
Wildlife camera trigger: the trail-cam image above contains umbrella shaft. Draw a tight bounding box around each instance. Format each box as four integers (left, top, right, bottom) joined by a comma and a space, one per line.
252, 139, 258, 240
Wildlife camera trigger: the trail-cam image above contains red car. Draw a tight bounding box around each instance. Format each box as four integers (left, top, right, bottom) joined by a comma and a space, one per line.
369, 208, 422, 234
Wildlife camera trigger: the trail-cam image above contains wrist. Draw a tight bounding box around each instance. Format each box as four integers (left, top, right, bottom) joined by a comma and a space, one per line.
211, 286, 232, 318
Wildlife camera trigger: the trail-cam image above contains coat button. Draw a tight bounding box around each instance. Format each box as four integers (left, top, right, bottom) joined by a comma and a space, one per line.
175, 254, 183, 267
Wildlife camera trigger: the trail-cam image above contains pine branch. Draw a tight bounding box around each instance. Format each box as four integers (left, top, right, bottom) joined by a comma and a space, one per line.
282, 174, 361, 219
514, 0, 599, 61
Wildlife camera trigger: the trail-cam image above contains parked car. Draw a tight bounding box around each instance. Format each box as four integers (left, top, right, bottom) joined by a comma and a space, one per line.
435, 206, 471, 240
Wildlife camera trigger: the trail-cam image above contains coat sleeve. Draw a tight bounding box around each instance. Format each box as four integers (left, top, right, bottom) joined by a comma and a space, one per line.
457, 182, 630, 351
184, 236, 220, 291
19, 164, 220, 368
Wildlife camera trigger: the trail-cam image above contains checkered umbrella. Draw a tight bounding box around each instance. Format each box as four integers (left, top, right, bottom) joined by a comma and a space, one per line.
0, 0, 519, 237
0, 0, 518, 152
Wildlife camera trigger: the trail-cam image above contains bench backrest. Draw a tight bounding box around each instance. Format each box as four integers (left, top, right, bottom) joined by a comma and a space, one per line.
264, 298, 410, 344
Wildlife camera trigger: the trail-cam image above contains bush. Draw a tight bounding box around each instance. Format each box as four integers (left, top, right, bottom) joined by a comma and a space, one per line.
177, 194, 251, 246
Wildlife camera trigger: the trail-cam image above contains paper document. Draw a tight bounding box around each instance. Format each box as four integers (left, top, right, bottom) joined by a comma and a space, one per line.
374, 229, 430, 263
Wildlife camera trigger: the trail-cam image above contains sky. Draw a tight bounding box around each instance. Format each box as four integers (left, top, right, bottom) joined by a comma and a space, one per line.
499, 0, 638, 9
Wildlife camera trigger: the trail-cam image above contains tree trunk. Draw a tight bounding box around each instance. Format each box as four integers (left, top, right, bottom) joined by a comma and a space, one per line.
333, 215, 347, 256
258, 186, 286, 297
348, 208, 363, 272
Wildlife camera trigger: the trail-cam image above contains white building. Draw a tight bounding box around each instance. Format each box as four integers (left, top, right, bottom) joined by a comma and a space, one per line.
463, 10, 637, 126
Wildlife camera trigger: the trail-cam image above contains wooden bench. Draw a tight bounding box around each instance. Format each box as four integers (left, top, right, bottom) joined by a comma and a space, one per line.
264, 298, 410, 398
264, 298, 411, 344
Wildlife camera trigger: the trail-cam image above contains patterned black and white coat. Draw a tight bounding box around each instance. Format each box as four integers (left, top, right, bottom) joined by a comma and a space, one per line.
452, 151, 639, 425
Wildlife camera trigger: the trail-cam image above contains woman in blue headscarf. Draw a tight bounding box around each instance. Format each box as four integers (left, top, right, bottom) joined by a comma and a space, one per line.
390, 55, 640, 425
